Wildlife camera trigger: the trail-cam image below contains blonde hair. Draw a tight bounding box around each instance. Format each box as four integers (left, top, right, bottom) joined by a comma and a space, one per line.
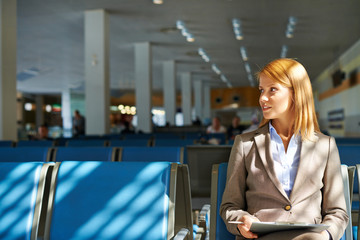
257, 58, 320, 141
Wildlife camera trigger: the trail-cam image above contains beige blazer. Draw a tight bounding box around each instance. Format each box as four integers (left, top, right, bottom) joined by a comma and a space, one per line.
220, 124, 348, 240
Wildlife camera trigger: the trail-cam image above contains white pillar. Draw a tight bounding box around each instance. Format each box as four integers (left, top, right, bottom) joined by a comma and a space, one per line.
84, 9, 110, 135
35, 95, 44, 127
0, 0, 17, 140
181, 72, 192, 125
193, 80, 203, 120
163, 60, 176, 125
203, 84, 211, 121
135, 42, 152, 133
61, 89, 72, 137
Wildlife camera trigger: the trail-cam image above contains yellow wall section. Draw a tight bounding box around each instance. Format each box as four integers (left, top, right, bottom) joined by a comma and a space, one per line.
211, 87, 260, 109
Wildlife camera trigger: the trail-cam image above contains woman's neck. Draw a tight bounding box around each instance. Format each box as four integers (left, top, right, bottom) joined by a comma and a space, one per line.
271, 119, 295, 153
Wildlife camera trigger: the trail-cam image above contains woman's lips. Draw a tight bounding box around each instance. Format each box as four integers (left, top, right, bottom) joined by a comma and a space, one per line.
262, 106, 271, 111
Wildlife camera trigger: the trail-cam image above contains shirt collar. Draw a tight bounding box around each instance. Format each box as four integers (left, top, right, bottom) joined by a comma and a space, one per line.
269, 121, 301, 144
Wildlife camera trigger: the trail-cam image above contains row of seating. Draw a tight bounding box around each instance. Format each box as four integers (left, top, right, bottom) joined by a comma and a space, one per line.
0, 161, 193, 240
0, 146, 185, 163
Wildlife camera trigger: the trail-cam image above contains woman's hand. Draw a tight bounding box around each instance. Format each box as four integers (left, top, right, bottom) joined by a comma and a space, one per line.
237, 215, 260, 239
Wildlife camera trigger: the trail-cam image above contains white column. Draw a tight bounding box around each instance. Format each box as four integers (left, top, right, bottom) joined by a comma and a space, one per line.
84, 9, 110, 135
163, 60, 176, 125
135, 42, 152, 133
193, 80, 203, 120
0, 0, 17, 140
203, 84, 211, 121
181, 72, 192, 125
35, 95, 44, 127
61, 89, 72, 137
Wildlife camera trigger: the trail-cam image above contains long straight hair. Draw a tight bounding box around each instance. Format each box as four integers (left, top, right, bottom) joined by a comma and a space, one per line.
257, 58, 320, 141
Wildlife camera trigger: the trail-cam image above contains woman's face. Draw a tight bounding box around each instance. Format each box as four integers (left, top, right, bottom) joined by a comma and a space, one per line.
258, 74, 294, 121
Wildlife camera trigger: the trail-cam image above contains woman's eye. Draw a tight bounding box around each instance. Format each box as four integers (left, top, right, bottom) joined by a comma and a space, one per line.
259, 89, 264, 93
270, 88, 277, 92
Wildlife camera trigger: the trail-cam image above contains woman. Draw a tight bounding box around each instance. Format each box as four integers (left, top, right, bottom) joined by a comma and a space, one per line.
220, 58, 348, 240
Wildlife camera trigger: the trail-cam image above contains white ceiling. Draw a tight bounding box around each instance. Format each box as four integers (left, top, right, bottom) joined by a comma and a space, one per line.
16, 0, 360, 96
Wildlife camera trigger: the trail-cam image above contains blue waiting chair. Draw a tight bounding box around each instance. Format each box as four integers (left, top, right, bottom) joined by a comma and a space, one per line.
17, 140, 54, 147
66, 139, 108, 147
338, 145, 360, 211
153, 139, 195, 147
109, 139, 150, 147
207, 163, 235, 240
0, 140, 14, 147
0, 147, 52, 162
120, 147, 184, 163
43, 161, 192, 240
53, 147, 118, 162
340, 165, 353, 240
0, 162, 52, 239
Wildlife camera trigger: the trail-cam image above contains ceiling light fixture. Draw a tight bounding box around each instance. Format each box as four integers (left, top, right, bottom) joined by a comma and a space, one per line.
232, 18, 243, 40
244, 62, 251, 74
176, 20, 185, 30
212, 64, 221, 75
220, 74, 232, 88
240, 46, 248, 61
280, 45, 288, 58
285, 16, 297, 38
198, 48, 210, 62
176, 20, 195, 43
153, 0, 163, 4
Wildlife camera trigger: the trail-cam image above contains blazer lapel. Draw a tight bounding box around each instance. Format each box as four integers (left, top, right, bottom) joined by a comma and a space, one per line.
290, 137, 317, 202
254, 125, 288, 199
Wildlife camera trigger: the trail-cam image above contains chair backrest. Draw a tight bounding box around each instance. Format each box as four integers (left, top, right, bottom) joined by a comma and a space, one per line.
0, 162, 51, 240
338, 145, 360, 210
53, 147, 118, 162
0, 147, 52, 162
186, 145, 232, 198
210, 163, 235, 240
0, 140, 14, 147
122, 133, 153, 140
44, 161, 192, 240
120, 147, 184, 163
356, 164, 360, 240
17, 140, 54, 147
340, 164, 353, 240
66, 139, 108, 147
153, 139, 195, 147
109, 139, 150, 147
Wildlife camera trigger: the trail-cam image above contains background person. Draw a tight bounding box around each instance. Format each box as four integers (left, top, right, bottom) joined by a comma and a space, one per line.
220, 58, 348, 240
206, 117, 226, 134
73, 110, 85, 137
227, 116, 246, 140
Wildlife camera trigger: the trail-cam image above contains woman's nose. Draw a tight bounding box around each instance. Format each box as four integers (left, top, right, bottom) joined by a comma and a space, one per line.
260, 94, 268, 102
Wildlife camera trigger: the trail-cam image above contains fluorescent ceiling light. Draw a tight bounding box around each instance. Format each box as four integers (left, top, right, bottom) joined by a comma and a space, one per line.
186, 34, 195, 42
244, 62, 251, 74
176, 20, 185, 30
211, 64, 221, 75
240, 46, 248, 61
232, 18, 243, 40
153, 0, 163, 4
286, 16, 297, 38
280, 45, 288, 58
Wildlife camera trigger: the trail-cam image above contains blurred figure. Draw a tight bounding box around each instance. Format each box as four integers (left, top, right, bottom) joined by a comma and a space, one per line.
192, 116, 202, 126
29, 123, 52, 140
206, 117, 226, 134
73, 110, 85, 137
242, 115, 260, 133
227, 116, 246, 140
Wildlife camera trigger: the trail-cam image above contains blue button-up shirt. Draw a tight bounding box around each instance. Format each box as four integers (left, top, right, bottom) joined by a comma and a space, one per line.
269, 122, 301, 197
